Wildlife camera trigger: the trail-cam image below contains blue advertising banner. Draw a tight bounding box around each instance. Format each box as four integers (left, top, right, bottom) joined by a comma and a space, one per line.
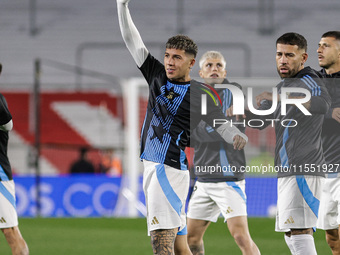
13, 176, 277, 217
14, 175, 123, 217
246, 177, 277, 217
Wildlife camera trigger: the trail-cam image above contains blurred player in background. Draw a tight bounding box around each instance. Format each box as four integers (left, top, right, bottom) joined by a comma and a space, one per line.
69, 147, 95, 174
316, 31, 340, 254
116, 0, 248, 254
247, 32, 331, 254
99, 149, 122, 176
0, 63, 29, 255
187, 51, 260, 255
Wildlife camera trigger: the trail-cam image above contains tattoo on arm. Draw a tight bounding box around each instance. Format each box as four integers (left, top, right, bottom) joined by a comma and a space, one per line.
291, 228, 313, 235
150, 229, 176, 255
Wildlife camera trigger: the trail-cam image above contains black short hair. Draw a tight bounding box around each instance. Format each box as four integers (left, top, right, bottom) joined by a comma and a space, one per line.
321, 31, 340, 41
166, 34, 198, 58
276, 32, 308, 52
80, 147, 88, 157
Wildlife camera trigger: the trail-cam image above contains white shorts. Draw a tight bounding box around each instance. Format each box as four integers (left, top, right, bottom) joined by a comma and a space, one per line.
317, 176, 340, 230
275, 175, 322, 232
187, 180, 247, 223
0, 180, 19, 229
143, 160, 190, 236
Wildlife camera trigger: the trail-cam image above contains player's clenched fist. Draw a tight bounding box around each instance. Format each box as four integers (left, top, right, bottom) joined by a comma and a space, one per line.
332, 107, 340, 124
256, 91, 273, 107
233, 135, 247, 150
117, 0, 130, 4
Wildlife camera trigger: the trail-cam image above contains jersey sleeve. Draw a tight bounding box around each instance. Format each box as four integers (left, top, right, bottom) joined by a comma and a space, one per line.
139, 53, 165, 86
201, 95, 248, 144
191, 120, 226, 143
117, 0, 149, 67
323, 105, 336, 120
0, 94, 13, 131
298, 74, 331, 114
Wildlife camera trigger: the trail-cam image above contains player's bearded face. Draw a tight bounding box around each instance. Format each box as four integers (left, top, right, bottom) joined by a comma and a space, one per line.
317, 37, 340, 69
276, 44, 307, 78
164, 48, 194, 82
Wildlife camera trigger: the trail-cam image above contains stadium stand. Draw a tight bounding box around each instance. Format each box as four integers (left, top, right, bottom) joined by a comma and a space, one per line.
0, 0, 339, 84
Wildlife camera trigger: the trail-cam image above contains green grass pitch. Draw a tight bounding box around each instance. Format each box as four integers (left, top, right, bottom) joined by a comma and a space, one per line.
0, 217, 332, 254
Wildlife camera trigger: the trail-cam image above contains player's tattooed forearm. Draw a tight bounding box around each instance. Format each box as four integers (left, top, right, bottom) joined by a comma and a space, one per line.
150, 229, 176, 254
190, 244, 205, 255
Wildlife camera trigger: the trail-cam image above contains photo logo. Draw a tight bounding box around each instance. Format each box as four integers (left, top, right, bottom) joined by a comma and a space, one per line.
200, 83, 222, 114
201, 84, 312, 128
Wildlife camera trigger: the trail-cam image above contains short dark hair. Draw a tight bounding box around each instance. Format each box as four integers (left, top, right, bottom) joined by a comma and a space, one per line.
80, 147, 88, 157
166, 34, 198, 58
276, 32, 308, 52
321, 31, 340, 41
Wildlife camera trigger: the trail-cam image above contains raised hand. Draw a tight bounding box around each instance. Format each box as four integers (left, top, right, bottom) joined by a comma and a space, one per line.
256, 91, 274, 107
332, 107, 340, 123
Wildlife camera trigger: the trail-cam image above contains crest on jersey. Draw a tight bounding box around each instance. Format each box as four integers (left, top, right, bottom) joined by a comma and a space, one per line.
165, 87, 180, 102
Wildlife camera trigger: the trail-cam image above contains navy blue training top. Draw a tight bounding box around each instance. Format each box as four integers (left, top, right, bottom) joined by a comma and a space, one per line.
139, 53, 227, 170
0, 93, 13, 181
